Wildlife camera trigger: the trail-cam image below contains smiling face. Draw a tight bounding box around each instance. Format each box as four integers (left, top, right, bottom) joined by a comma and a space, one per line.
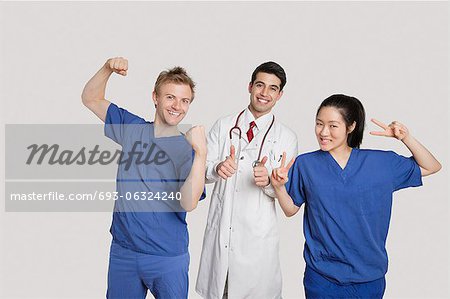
152, 82, 192, 126
315, 106, 355, 153
248, 72, 283, 119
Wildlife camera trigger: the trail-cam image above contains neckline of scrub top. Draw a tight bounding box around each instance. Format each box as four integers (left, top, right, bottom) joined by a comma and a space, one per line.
324, 148, 357, 182
150, 122, 185, 141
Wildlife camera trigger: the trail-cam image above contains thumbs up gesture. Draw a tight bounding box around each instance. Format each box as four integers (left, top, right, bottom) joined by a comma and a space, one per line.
216, 145, 238, 180
253, 156, 270, 187
271, 152, 295, 188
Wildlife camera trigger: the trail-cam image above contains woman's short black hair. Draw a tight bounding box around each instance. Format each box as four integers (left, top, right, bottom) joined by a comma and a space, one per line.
317, 94, 366, 148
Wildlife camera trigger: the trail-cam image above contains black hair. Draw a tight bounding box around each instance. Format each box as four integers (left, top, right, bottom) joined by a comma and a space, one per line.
316, 94, 365, 148
251, 61, 287, 91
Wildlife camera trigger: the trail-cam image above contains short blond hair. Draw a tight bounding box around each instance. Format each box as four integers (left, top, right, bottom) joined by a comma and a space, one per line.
154, 66, 196, 101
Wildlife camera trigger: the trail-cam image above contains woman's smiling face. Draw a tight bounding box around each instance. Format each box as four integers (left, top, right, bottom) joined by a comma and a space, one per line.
315, 106, 355, 152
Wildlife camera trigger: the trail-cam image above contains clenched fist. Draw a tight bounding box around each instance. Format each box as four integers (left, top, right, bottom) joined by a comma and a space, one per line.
216, 145, 238, 180
185, 125, 207, 156
105, 57, 128, 76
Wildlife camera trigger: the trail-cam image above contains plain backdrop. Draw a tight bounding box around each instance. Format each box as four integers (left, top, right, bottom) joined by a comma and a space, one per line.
1, 2, 448, 299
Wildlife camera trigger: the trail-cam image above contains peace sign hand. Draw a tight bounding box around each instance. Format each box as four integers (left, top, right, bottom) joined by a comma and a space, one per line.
370, 118, 410, 141
271, 152, 295, 189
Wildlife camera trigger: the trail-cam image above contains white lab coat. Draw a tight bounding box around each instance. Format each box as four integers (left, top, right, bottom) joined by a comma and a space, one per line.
196, 109, 298, 299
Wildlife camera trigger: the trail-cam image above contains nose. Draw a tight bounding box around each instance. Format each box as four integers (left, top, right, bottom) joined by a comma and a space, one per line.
260, 86, 269, 97
320, 126, 329, 136
172, 99, 181, 110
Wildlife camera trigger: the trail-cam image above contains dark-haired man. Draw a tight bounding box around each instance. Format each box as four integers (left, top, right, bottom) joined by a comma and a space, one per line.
196, 62, 298, 298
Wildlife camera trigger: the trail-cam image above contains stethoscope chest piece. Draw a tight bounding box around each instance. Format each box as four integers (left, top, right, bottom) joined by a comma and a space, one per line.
252, 160, 260, 168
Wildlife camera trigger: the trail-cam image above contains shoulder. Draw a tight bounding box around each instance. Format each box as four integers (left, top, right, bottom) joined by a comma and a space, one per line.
357, 148, 397, 158
294, 150, 323, 165
297, 150, 322, 160
274, 120, 297, 140
108, 102, 147, 125
289, 150, 322, 175
218, 113, 237, 124
209, 113, 239, 130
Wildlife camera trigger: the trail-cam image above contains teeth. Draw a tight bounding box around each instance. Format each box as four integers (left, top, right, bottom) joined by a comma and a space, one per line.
258, 98, 269, 104
168, 111, 180, 116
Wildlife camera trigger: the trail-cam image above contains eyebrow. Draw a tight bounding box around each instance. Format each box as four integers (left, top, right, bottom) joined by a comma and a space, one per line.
254, 81, 280, 90
165, 93, 191, 101
316, 118, 341, 124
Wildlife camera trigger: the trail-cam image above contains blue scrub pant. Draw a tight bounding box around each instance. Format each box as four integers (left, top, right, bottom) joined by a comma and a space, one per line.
303, 266, 386, 299
107, 241, 189, 299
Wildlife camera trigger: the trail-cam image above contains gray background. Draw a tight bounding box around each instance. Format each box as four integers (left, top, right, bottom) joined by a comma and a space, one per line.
1, 2, 448, 298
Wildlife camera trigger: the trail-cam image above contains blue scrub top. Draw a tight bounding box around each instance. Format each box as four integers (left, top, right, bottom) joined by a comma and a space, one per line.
104, 103, 205, 256
286, 149, 422, 284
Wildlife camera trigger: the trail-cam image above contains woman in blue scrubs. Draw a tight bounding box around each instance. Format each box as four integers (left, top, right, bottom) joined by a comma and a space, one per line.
271, 94, 441, 298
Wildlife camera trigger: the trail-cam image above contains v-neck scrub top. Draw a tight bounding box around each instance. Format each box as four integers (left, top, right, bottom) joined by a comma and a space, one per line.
104, 103, 205, 256
286, 149, 422, 284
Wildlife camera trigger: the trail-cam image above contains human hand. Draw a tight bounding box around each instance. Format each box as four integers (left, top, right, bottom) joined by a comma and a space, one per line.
105, 57, 128, 76
253, 156, 270, 187
216, 145, 238, 179
185, 125, 207, 156
370, 118, 410, 141
271, 152, 295, 189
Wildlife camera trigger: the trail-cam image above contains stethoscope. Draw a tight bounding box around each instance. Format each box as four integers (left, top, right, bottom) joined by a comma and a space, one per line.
229, 109, 275, 167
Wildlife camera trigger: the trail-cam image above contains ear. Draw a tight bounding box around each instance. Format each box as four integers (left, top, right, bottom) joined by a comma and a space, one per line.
275, 90, 284, 102
347, 121, 356, 134
152, 90, 158, 107
248, 82, 253, 93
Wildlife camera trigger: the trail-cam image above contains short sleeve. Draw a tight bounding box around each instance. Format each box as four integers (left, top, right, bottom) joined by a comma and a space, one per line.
104, 103, 146, 145
199, 188, 207, 201
388, 151, 423, 191
285, 157, 306, 207
190, 149, 206, 202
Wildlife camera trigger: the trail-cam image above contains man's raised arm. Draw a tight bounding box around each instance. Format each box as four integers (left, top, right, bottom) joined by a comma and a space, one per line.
81, 57, 128, 122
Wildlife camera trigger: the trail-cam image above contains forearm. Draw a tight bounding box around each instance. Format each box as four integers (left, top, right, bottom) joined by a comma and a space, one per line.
205, 160, 221, 184
180, 153, 207, 211
402, 135, 441, 176
273, 185, 300, 217
81, 62, 113, 104
262, 184, 276, 198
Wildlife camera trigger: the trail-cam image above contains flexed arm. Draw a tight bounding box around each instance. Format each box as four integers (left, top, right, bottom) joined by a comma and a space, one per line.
81, 57, 128, 122
370, 119, 442, 176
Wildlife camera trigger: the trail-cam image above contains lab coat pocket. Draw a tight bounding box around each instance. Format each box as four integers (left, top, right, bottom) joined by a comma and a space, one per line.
206, 192, 223, 231
358, 184, 391, 215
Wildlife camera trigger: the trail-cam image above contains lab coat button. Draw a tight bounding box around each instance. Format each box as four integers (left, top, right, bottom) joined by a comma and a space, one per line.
240, 156, 244, 160
225, 245, 228, 249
